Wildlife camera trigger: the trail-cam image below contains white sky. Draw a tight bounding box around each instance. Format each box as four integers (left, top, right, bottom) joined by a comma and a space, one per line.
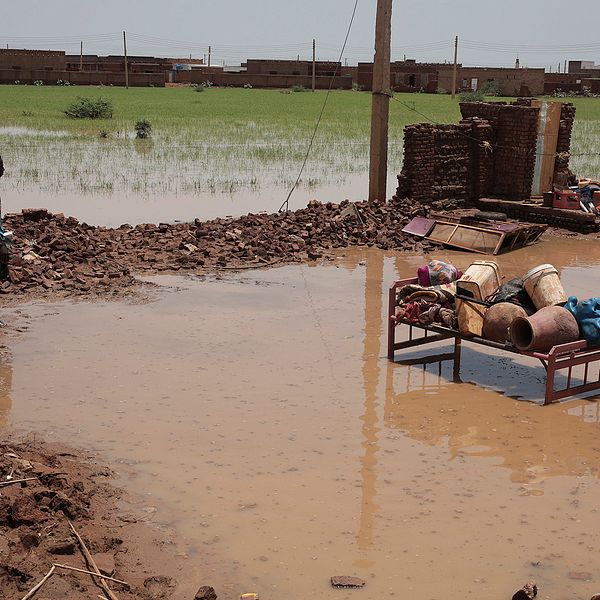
2, 0, 600, 70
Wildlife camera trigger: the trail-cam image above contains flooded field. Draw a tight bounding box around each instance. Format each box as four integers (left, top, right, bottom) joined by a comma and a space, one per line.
0, 131, 402, 226
1, 239, 600, 599
1, 87, 599, 226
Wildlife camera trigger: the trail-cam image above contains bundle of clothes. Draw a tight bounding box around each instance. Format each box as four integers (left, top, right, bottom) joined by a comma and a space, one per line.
395, 260, 461, 329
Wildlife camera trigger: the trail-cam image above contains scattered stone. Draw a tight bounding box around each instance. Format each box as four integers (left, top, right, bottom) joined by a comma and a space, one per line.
21, 208, 49, 222
47, 538, 76, 555
2, 198, 436, 302
194, 586, 217, 600
512, 581, 538, 600
331, 575, 366, 588
143, 575, 176, 598
19, 532, 39, 550
590, 594, 600, 600
93, 551, 116, 577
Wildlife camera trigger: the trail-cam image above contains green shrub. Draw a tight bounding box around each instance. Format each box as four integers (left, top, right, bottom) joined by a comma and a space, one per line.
64, 97, 113, 119
291, 84, 308, 93
480, 80, 502, 96
134, 119, 152, 139
352, 82, 364, 92
459, 90, 485, 102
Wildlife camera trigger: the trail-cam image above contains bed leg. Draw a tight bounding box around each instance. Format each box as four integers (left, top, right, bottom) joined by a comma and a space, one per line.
453, 338, 462, 382
544, 358, 556, 405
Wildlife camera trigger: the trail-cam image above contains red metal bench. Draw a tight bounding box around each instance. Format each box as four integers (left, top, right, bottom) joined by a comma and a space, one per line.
388, 277, 600, 405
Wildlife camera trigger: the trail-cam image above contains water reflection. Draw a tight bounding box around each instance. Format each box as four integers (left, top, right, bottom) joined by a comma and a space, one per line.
383, 364, 600, 483
356, 252, 383, 555
0, 353, 13, 428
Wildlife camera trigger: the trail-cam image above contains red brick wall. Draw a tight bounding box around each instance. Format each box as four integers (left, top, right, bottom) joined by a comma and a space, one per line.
172, 70, 352, 89
0, 69, 165, 87
0, 49, 65, 71
461, 67, 544, 96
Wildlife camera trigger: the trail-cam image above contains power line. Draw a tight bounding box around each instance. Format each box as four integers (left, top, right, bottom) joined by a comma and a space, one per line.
278, 0, 360, 213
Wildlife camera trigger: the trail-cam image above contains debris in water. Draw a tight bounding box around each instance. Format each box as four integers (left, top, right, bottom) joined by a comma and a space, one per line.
195, 586, 218, 600
331, 575, 366, 588
512, 581, 538, 600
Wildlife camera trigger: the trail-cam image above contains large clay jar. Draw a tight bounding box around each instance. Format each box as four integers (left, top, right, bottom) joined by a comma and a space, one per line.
510, 306, 580, 352
483, 302, 528, 343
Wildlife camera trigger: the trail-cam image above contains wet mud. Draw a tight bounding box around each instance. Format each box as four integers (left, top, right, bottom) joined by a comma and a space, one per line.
1, 239, 600, 599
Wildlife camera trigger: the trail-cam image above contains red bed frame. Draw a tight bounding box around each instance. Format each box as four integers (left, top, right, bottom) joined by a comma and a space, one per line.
388, 277, 600, 405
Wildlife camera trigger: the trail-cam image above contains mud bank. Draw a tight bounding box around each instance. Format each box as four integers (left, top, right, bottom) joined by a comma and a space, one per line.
0, 436, 198, 599
1, 198, 435, 302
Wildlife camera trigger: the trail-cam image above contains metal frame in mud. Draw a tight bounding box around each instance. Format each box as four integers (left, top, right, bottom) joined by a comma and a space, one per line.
387, 277, 600, 405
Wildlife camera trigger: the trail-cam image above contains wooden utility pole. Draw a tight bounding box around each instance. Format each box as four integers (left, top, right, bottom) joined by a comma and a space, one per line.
312, 39, 316, 92
79, 41, 83, 71
208, 45, 212, 67
451, 35, 459, 99
123, 31, 129, 89
368, 0, 393, 202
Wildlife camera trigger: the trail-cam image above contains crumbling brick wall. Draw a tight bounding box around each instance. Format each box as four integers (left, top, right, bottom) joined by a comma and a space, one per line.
460, 102, 539, 200
395, 100, 576, 204
396, 123, 471, 203
464, 118, 495, 201
395, 118, 496, 204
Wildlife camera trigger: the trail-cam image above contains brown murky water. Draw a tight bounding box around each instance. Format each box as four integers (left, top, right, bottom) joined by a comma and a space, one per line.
1, 239, 600, 599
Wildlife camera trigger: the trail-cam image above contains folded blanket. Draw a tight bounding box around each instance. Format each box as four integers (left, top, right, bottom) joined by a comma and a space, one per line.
396, 283, 456, 306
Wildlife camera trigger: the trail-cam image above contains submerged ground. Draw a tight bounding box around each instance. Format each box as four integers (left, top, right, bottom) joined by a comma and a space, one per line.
1, 241, 600, 599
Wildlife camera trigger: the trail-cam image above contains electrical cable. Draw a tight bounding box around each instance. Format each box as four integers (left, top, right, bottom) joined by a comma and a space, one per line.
278, 0, 360, 213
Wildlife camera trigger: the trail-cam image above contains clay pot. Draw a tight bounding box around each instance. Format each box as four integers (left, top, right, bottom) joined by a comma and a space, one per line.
483, 302, 528, 343
510, 306, 580, 352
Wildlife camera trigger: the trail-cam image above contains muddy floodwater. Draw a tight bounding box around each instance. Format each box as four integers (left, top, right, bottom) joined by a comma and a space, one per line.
2, 239, 600, 599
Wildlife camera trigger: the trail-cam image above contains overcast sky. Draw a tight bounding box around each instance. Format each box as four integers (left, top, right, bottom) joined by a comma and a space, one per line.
2, 0, 600, 70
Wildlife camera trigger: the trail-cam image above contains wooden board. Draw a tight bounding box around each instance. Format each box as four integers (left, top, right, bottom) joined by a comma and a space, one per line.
532, 100, 561, 195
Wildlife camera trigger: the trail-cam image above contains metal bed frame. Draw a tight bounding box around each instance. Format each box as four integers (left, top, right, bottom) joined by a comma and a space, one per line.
388, 277, 600, 405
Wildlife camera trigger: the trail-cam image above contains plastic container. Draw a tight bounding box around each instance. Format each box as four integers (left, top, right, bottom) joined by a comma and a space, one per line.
456, 261, 502, 336
523, 264, 566, 310
510, 306, 580, 352
457, 261, 502, 301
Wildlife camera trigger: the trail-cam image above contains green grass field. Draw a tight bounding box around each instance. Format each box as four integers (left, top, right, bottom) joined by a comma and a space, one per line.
0, 85, 599, 213
1, 84, 600, 134
0, 85, 464, 138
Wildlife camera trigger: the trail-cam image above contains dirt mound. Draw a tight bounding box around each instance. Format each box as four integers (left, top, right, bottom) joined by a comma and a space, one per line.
0, 438, 193, 599
2, 198, 434, 301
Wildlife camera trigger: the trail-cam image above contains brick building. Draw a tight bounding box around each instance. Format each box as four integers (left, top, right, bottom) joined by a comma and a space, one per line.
543, 61, 600, 94
245, 59, 341, 77
461, 67, 545, 96
65, 54, 171, 74
0, 49, 65, 71
357, 60, 455, 92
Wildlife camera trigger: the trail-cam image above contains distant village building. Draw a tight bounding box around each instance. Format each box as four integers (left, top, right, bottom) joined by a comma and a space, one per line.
0, 47, 596, 94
